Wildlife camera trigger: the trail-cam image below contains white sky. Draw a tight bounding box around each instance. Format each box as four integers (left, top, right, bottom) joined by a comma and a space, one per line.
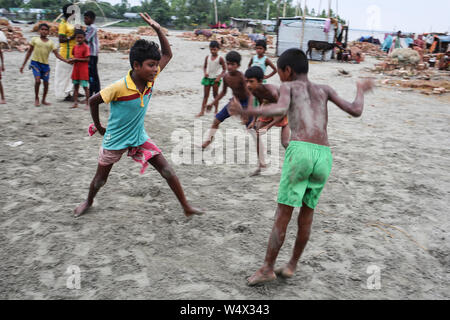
106, 0, 450, 33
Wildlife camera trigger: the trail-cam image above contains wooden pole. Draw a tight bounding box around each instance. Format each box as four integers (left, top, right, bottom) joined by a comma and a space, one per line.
276, 0, 281, 32
213, 0, 218, 25
283, 0, 287, 17
300, 0, 307, 50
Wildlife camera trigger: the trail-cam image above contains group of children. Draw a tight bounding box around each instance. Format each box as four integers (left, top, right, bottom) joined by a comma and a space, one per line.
2, 11, 374, 287
72, 12, 374, 287
17, 7, 100, 108
199, 39, 290, 175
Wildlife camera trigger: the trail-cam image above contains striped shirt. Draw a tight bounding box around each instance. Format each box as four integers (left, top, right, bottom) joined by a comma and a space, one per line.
85, 24, 99, 57
99, 69, 160, 150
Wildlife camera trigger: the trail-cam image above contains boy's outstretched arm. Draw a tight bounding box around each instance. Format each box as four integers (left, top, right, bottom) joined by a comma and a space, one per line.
89, 93, 106, 135
140, 12, 172, 72
327, 79, 374, 117
52, 49, 70, 63
20, 45, 34, 73
207, 80, 227, 109
230, 83, 291, 118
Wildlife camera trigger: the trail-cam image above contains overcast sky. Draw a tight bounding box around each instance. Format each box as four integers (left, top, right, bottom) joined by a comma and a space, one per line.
107, 0, 450, 33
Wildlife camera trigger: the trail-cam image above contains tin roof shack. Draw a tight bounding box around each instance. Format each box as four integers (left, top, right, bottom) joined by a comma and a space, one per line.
231, 18, 257, 33
276, 17, 336, 60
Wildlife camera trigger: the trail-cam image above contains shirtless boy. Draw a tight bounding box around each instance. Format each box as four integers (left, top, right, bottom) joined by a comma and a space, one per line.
201, 51, 252, 149
229, 48, 374, 286
244, 66, 290, 176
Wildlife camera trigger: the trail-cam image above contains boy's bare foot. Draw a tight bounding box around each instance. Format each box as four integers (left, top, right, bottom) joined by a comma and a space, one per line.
84, 104, 89, 110
74, 201, 92, 218
0, 99, 5, 104
35, 98, 40, 106
196, 112, 205, 118
247, 268, 277, 286
201, 137, 214, 149
274, 265, 295, 278
42, 101, 51, 106
250, 164, 267, 177
70, 103, 78, 109
184, 206, 205, 218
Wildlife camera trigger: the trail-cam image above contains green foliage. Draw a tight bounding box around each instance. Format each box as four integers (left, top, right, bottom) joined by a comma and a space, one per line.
0, 0, 347, 28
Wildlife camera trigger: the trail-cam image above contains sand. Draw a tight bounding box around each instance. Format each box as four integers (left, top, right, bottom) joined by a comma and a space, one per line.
0, 26, 449, 300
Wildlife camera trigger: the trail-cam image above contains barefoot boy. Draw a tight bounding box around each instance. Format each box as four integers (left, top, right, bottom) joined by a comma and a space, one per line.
201, 51, 252, 149
244, 66, 290, 176
69, 29, 90, 109
20, 23, 69, 106
74, 13, 203, 218
247, 40, 277, 82
84, 10, 101, 96
230, 49, 374, 286
197, 40, 226, 117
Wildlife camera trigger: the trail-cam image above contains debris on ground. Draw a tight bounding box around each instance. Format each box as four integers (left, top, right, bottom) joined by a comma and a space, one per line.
348, 41, 387, 58
32, 21, 59, 36
136, 26, 169, 37
177, 28, 274, 50
98, 30, 141, 51
381, 79, 450, 95
0, 20, 28, 52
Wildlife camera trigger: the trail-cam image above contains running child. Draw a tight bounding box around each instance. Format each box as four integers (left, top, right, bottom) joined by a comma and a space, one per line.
247, 40, 277, 82
69, 29, 90, 109
0, 44, 5, 104
84, 10, 101, 96
20, 23, 69, 106
201, 51, 252, 149
197, 40, 226, 117
229, 48, 374, 286
74, 13, 203, 218
244, 66, 290, 176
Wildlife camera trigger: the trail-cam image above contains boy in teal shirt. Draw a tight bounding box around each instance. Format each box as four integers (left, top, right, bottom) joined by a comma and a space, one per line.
74, 13, 203, 219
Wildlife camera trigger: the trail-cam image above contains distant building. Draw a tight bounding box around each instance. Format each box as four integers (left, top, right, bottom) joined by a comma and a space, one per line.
123, 12, 140, 19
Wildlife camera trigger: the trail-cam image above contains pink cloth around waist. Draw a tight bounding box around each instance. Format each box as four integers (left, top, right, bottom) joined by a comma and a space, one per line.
90, 123, 161, 174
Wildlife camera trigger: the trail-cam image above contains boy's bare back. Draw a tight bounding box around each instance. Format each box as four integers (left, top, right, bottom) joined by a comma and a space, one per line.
283, 80, 329, 146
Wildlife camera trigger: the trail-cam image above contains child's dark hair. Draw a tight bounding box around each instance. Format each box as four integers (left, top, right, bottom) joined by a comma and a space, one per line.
277, 48, 309, 74
225, 51, 241, 64
84, 11, 96, 20
245, 66, 264, 81
75, 29, 85, 36
62, 3, 72, 19
209, 40, 220, 49
38, 23, 50, 30
255, 39, 267, 50
129, 39, 161, 69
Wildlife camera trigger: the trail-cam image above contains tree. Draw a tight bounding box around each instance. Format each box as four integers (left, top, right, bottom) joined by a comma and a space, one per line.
141, 0, 171, 25
171, 0, 189, 28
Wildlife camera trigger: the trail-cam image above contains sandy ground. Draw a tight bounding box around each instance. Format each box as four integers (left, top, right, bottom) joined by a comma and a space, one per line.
0, 26, 449, 300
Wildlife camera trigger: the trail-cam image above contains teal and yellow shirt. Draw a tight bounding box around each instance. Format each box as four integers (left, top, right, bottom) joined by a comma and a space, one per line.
99, 69, 159, 150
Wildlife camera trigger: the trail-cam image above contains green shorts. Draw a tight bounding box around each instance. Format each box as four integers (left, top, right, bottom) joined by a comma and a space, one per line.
278, 141, 333, 209
73, 80, 89, 87
201, 77, 221, 86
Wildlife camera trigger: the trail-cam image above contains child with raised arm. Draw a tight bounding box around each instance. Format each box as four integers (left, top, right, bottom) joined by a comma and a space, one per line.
197, 40, 226, 117
0, 44, 5, 104
229, 49, 374, 286
74, 13, 203, 218
69, 29, 90, 109
20, 23, 69, 106
247, 40, 277, 82
201, 51, 252, 149
244, 66, 290, 176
